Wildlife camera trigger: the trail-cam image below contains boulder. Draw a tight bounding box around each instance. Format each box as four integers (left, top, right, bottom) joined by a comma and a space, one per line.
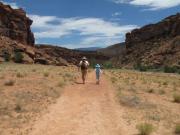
34, 58, 50, 65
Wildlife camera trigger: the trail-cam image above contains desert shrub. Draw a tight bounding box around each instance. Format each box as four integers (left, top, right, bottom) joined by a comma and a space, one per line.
14, 104, 22, 113
16, 72, 24, 78
175, 124, 180, 134
136, 123, 154, 135
4, 79, 15, 86
163, 81, 168, 85
32, 69, 36, 72
147, 89, 154, 94
164, 66, 180, 73
43, 72, 49, 77
173, 93, 180, 103
14, 52, 24, 63
57, 80, 65, 87
3, 52, 11, 62
134, 63, 148, 72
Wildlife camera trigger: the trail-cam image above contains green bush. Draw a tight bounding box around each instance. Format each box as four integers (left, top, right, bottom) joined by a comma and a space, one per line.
136, 123, 154, 135
164, 66, 180, 73
14, 52, 24, 63
134, 63, 148, 72
175, 124, 180, 134
3, 53, 11, 61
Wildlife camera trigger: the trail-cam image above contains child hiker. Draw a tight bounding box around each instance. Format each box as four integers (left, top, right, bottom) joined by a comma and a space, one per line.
95, 64, 102, 84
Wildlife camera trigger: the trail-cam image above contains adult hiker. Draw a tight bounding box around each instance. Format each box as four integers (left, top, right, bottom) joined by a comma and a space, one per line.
79, 56, 89, 84
95, 64, 102, 84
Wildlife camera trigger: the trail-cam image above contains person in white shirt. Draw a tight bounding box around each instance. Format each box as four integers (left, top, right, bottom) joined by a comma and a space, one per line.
79, 56, 89, 84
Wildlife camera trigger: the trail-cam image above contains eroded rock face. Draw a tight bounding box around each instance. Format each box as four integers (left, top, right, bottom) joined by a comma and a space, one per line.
126, 13, 180, 48
120, 13, 180, 68
0, 36, 35, 64
0, 2, 34, 46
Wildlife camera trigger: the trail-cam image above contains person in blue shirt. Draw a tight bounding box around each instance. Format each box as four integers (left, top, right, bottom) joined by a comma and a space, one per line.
95, 64, 102, 84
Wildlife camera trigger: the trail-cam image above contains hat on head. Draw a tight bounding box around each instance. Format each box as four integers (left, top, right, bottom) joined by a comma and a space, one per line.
82, 56, 87, 60
95, 64, 100, 68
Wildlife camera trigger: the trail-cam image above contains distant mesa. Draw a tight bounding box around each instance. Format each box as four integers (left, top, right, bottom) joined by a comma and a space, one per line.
74, 47, 102, 52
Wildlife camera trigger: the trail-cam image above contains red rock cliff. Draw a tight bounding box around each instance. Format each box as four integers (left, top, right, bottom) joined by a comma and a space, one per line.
0, 2, 34, 46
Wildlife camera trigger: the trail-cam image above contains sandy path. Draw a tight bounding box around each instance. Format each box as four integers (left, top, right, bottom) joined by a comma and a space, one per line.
29, 72, 128, 135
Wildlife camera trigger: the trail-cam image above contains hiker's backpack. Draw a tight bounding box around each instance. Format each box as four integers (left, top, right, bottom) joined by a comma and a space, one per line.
81, 61, 88, 70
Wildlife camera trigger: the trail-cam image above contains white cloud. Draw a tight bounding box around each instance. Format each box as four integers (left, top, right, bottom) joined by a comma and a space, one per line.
112, 12, 122, 16
111, 0, 180, 10
1, 1, 19, 9
29, 15, 138, 48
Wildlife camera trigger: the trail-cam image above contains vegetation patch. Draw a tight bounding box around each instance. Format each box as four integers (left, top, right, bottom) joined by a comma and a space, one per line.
136, 123, 154, 135
14, 104, 22, 113
16, 72, 25, 78
43, 72, 49, 77
14, 52, 24, 63
175, 123, 180, 134
3, 52, 11, 62
164, 66, 180, 74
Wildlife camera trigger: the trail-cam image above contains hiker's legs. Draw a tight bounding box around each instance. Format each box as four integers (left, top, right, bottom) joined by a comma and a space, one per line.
81, 70, 87, 84
96, 72, 100, 84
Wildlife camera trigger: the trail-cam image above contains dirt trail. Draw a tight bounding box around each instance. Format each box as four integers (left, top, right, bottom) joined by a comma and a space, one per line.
29, 72, 129, 135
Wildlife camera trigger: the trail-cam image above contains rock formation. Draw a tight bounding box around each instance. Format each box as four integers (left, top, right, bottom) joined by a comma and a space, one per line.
119, 13, 180, 68
0, 2, 34, 46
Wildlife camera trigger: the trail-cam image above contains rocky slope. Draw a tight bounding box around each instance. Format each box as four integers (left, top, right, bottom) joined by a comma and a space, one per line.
0, 36, 35, 63
35, 45, 110, 66
0, 2, 34, 46
98, 43, 125, 57
119, 13, 180, 68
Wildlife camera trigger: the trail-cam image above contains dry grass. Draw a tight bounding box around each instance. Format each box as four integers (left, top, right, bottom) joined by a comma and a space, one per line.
136, 123, 154, 135
0, 63, 77, 134
107, 69, 180, 135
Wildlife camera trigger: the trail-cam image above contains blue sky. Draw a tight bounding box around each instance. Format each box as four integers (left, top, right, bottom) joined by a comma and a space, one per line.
1, 0, 180, 48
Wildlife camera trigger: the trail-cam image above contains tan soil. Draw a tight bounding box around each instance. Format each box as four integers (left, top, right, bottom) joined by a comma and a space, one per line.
29, 72, 130, 135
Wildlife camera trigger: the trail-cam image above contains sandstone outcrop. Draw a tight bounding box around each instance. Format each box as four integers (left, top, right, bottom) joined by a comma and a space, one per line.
0, 2, 34, 46
119, 13, 180, 68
